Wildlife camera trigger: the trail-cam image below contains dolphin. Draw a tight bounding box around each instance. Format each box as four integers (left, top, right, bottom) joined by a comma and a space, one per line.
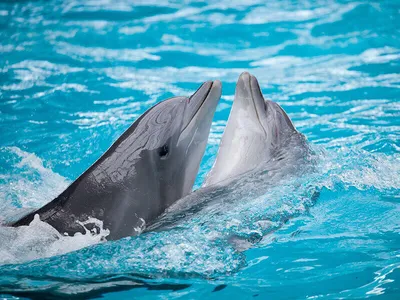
146, 72, 314, 232
12, 80, 222, 240
204, 71, 306, 186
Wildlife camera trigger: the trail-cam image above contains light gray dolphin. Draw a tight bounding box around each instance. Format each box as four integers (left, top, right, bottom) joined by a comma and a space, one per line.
205, 72, 302, 186
146, 72, 313, 232
12, 80, 222, 240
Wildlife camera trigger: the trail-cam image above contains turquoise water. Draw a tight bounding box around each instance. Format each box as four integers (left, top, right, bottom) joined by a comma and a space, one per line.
0, 0, 399, 299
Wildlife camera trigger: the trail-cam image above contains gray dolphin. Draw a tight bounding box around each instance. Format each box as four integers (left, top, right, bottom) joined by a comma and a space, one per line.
147, 72, 313, 232
205, 71, 305, 186
12, 80, 222, 240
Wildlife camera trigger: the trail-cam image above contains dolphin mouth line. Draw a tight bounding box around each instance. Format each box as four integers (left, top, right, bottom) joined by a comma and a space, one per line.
181, 81, 214, 133
248, 75, 268, 137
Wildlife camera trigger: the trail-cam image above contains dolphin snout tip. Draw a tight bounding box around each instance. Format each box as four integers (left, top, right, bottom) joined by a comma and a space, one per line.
211, 79, 222, 92
200, 80, 222, 97
239, 72, 251, 82
239, 72, 260, 87
202, 80, 213, 90
236, 72, 252, 96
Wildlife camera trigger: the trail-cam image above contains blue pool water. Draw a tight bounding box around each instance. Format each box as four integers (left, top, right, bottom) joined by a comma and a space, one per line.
0, 0, 399, 298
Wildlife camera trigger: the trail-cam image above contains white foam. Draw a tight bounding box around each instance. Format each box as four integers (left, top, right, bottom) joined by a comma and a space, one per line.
0, 215, 109, 265
0, 147, 110, 265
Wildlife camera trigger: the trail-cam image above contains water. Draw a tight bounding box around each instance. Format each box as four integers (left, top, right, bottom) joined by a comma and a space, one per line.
0, 0, 399, 298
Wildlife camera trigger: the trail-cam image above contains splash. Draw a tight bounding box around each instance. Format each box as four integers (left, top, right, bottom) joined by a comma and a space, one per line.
0, 0, 399, 297
0, 147, 109, 265
0, 215, 110, 265
0, 147, 70, 223
0, 144, 397, 280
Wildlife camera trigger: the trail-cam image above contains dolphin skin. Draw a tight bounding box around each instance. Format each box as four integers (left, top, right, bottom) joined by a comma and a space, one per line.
205, 72, 307, 186
147, 72, 314, 232
12, 81, 222, 240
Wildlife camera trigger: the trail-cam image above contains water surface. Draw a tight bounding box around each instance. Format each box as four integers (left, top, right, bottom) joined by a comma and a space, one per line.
0, 0, 399, 299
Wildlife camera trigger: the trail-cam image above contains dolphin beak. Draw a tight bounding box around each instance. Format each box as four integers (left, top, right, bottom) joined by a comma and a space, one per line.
236, 72, 296, 132
234, 72, 268, 138
182, 80, 222, 131
235, 72, 266, 115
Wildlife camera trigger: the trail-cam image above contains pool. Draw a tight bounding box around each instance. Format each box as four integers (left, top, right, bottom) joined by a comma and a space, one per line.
0, 0, 399, 298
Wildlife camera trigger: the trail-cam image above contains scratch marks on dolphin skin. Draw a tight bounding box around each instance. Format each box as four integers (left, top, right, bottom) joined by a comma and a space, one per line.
92, 100, 184, 185
91, 168, 111, 187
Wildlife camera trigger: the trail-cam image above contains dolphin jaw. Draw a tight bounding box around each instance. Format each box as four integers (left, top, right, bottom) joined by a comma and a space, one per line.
181, 81, 213, 132
234, 72, 269, 138
180, 80, 221, 134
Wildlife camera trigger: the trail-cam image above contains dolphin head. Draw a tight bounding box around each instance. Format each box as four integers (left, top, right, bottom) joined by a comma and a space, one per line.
204, 72, 298, 186
129, 80, 221, 213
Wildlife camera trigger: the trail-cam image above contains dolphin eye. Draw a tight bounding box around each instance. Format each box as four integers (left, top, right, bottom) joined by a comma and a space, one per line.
158, 144, 169, 158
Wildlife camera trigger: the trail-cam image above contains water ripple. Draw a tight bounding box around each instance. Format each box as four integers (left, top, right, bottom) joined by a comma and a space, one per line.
0, 0, 399, 298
